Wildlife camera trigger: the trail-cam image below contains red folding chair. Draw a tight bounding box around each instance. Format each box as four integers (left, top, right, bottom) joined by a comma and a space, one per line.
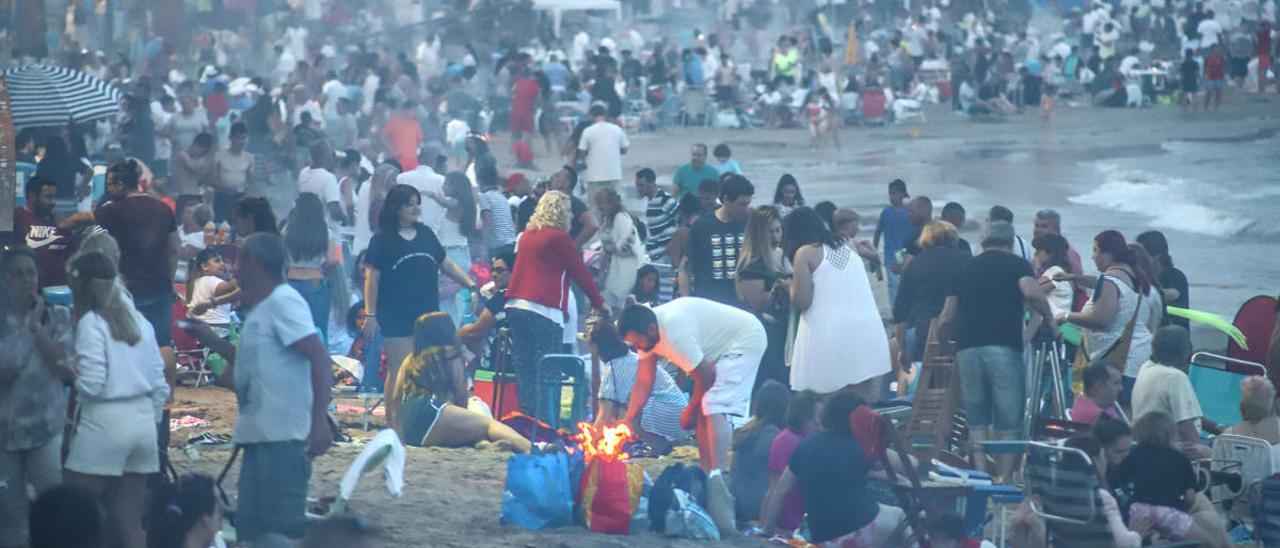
172, 295, 211, 387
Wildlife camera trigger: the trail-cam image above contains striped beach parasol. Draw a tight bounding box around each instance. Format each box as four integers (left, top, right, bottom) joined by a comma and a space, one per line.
1, 64, 123, 128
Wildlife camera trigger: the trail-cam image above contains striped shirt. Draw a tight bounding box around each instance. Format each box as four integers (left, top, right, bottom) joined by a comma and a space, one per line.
644, 189, 678, 262
599, 352, 689, 441
479, 189, 517, 250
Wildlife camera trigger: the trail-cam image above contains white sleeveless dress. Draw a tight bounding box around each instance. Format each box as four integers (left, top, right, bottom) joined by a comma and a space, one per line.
790, 244, 892, 393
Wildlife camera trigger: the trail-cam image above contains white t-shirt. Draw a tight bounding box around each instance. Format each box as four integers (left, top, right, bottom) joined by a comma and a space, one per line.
191, 275, 232, 325
445, 119, 470, 147
639, 297, 768, 374
353, 181, 374, 256
1197, 18, 1223, 47
1131, 360, 1204, 430
578, 121, 629, 183
233, 284, 318, 444
1040, 266, 1075, 317
397, 166, 446, 232
298, 167, 341, 205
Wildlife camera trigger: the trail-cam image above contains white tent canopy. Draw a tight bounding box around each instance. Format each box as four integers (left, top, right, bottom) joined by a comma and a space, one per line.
532, 0, 622, 36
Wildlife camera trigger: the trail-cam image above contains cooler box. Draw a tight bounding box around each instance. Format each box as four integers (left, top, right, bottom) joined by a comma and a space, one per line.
474, 370, 520, 419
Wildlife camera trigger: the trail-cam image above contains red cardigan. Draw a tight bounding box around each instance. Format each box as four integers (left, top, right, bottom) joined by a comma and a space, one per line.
507, 227, 605, 317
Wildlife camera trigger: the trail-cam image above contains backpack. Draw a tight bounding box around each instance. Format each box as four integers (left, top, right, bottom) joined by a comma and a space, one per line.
648, 463, 707, 533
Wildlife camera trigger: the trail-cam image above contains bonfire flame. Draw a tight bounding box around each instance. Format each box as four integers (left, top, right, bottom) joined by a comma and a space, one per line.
574, 421, 634, 463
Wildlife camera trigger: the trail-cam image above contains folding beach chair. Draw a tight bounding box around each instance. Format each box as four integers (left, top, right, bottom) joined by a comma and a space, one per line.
1206, 434, 1276, 525
1188, 351, 1267, 426
902, 334, 968, 464
1024, 441, 1116, 548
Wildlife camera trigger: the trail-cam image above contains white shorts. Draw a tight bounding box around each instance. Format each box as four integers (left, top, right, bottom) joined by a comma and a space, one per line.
65, 397, 160, 476
701, 353, 763, 418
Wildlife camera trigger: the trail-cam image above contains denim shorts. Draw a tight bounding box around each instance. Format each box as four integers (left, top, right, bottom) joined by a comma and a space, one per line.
956, 345, 1025, 433
134, 291, 175, 347
237, 441, 311, 542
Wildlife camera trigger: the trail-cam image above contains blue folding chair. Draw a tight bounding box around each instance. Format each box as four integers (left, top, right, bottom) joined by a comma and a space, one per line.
1188, 352, 1267, 427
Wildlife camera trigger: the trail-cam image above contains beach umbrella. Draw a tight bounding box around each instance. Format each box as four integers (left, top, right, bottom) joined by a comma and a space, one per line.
1, 64, 123, 128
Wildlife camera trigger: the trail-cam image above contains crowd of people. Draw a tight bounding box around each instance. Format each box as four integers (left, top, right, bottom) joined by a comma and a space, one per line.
3, 0, 1280, 546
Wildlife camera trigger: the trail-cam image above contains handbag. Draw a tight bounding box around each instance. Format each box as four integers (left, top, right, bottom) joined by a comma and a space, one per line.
1072, 277, 1143, 394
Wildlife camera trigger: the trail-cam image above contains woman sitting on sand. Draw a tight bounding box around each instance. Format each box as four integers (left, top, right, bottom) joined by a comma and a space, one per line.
390, 312, 531, 452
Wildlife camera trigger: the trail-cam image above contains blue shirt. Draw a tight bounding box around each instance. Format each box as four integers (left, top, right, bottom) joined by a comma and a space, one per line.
717, 158, 742, 175
672, 163, 721, 199
543, 62, 569, 88
682, 57, 705, 86
876, 205, 911, 264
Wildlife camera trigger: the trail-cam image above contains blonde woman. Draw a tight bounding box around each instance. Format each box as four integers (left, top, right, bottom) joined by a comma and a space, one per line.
593, 187, 642, 314
65, 251, 169, 548
505, 191, 605, 425
893, 221, 969, 383
735, 206, 790, 390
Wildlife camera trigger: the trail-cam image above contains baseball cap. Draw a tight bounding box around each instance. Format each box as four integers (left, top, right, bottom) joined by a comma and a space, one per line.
504, 173, 527, 193
888, 179, 909, 197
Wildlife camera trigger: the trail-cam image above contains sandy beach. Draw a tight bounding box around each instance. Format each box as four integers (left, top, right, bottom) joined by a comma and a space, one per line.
168, 386, 768, 547
169, 94, 1278, 547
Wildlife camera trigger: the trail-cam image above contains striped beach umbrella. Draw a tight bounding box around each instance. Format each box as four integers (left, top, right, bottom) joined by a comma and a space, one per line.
1, 64, 123, 128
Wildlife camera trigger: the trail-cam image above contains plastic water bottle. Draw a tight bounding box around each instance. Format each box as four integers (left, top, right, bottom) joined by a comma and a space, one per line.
216, 221, 230, 244
202, 221, 217, 246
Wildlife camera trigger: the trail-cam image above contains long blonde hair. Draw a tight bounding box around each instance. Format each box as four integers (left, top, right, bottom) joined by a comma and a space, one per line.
70, 251, 141, 345
736, 206, 783, 290
527, 190, 572, 232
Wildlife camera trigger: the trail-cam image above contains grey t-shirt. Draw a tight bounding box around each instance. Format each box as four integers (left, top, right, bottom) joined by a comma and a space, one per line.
233, 284, 318, 444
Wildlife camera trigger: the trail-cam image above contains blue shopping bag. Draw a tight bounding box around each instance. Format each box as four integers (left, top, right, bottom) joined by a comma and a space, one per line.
499, 451, 574, 530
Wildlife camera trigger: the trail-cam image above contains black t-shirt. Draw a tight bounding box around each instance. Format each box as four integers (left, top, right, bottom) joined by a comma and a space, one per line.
788, 431, 879, 543
894, 247, 970, 353
1108, 443, 1196, 509
516, 196, 537, 233
366, 223, 447, 337
1021, 74, 1043, 106
685, 212, 746, 306
569, 195, 589, 240
1160, 267, 1190, 329
1180, 59, 1200, 89
957, 237, 973, 256
737, 257, 786, 318
903, 224, 924, 258
948, 250, 1034, 351
96, 195, 177, 298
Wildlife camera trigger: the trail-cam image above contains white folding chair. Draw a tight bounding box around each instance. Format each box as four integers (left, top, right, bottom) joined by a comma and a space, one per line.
1208, 434, 1276, 523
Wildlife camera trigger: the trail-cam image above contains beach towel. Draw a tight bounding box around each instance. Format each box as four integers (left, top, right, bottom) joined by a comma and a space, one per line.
337, 429, 406, 506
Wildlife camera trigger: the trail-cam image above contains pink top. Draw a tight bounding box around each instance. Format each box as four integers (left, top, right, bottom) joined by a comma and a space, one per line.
768, 428, 806, 530
1070, 396, 1123, 425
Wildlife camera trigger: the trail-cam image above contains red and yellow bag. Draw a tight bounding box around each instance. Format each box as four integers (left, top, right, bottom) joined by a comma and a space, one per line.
579, 459, 645, 534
